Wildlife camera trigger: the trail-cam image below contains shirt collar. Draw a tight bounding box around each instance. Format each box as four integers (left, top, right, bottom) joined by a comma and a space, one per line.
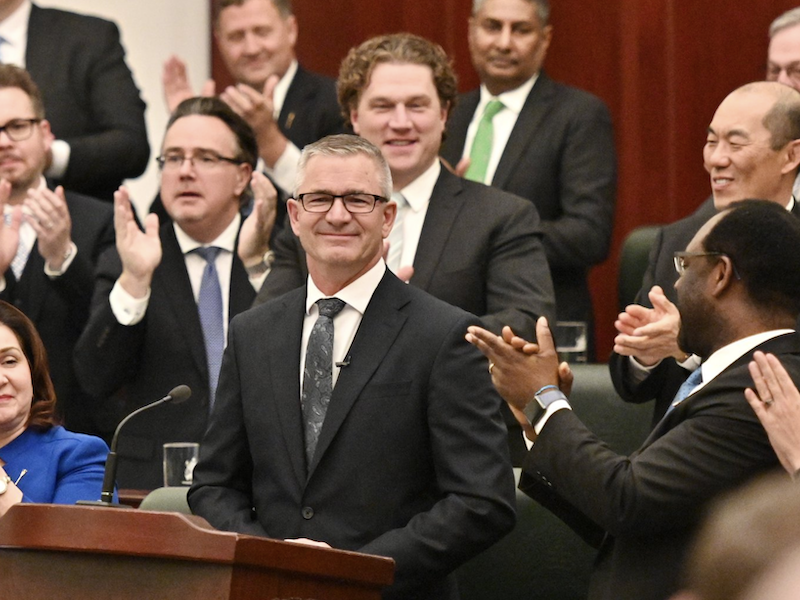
0, 0, 31, 67
478, 73, 538, 116
174, 212, 241, 255
305, 259, 386, 317
396, 160, 441, 213
272, 59, 298, 118
700, 329, 795, 385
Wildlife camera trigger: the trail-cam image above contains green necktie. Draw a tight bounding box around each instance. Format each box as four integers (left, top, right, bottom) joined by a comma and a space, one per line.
465, 98, 505, 183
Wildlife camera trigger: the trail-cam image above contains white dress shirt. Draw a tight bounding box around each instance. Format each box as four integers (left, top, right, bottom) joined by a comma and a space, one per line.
393, 160, 440, 269
300, 259, 385, 391
461, 75, 538, 185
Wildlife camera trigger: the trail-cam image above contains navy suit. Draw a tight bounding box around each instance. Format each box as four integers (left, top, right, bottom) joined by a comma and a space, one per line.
1, 189, 114, 435
25, 4, 149, 201
442, 72, 616, 341
521, 333, 795, 600
74, 223, 256, 490
190, 270, 516, 600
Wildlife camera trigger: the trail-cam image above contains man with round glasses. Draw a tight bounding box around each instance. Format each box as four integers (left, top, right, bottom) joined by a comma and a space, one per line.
0, 64, 115, 437
74, 96, 278, 489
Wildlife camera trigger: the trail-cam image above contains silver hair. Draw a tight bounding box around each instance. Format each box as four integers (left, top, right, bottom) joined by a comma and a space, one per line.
293, 134, 393, 199
770, 7, 800, 38
472, 0, 550, 26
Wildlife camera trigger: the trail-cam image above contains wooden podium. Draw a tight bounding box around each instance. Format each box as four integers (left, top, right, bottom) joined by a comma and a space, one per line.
0, 504, 394, 600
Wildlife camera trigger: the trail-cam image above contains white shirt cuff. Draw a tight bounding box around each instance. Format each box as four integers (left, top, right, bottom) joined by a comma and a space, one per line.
109, 279, 150, 325
627, 352, 700, 386
524, 401, 572, 449
266, 142, 301, 194
46, 139, 71, 179
44, 241, 77, 277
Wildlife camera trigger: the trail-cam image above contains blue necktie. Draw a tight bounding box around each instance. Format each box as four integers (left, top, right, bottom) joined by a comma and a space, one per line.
666, 367, 703, 416
194, 246, 224, 412
301, 297, 346, 469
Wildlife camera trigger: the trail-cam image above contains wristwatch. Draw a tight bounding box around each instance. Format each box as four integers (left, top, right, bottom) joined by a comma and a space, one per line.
523, 387, 568, 427
245, 250, 275, 277
0, 475, 11, 495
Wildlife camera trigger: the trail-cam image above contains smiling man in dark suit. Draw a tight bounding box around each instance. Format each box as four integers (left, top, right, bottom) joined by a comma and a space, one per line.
611, 82, 800, 424
0, 0, 149, 201
255, 33, 555, 464
189, 134, 516, 600
74, 97, 278, 490
0, 64, 114, 436
468, 200, 800, 600
163, 0, 345, 196
441, 0, 616, 353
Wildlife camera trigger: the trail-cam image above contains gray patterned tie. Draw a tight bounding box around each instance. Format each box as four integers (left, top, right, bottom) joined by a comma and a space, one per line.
302, 297, 346, 468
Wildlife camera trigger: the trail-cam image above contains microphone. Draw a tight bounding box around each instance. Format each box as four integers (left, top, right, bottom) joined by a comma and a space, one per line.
335, 355, 352, 368
78, 385, 192, 507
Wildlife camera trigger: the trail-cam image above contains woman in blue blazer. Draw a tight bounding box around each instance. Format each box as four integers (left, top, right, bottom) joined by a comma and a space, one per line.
0, 301, 107, 516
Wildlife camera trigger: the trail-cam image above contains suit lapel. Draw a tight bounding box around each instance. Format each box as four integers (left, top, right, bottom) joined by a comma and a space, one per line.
269, 288, 308, 487
410, 166, 466, 291
14, 245, 48, 323
643, 332, 800, 447
307, 272, 410, 477
491, 73, 556, 189
441, 89, 479, 166
156, 227, 208, 380
279, 66, 314, 138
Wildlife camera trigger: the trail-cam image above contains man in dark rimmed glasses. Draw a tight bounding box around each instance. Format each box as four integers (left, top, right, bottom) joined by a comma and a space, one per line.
190, 133, 516, 600
0, 64, 115, 437
467, 199, 800, 600
611, 81, 800, 424
74, 96, 279, 489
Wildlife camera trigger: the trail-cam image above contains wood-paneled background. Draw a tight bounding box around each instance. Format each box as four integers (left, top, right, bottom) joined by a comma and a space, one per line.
213, 0, 800, 359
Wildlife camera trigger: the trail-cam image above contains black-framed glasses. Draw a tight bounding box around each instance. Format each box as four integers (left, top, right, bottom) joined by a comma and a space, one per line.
0, 118, 41, 142
673, 251, 738, 278
295, 193, 389, 214
156, 149, 243, 172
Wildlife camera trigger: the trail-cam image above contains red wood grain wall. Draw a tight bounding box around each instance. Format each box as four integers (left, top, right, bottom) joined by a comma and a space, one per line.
212, 0, 800, 359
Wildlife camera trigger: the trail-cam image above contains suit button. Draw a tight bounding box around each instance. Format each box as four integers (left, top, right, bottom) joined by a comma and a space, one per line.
302, 506, 314, 520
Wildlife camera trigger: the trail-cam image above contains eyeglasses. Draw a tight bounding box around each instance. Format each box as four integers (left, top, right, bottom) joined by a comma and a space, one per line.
0, 118, 41, 142
295, 193, 389, 214
673, 251, 737, 277
156, 150, 243, 172
766, 61, 800, 86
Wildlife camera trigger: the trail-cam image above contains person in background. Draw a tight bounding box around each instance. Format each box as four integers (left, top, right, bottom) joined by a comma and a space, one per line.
163, 0, 345, 195
0, 0, 149, 201
0, 300, 108, 517
74, 97, 277, 490
441, 0, 616, 355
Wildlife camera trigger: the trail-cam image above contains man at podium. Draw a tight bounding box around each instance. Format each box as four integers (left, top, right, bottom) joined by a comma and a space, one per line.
189, 135, 516, 600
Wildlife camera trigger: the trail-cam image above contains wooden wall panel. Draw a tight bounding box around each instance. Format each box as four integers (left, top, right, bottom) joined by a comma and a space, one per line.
212, 0, 800, 358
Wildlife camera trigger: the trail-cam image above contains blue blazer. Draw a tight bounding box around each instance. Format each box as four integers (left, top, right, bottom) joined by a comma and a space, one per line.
0, 426, 108, 504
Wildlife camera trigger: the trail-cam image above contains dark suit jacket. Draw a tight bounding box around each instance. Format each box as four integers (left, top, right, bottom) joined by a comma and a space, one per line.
26, 4, 149, 200
521, 332, 796, 600
441, 72, 617, 330
278, 64, 347, 148
255, 165, 555, 338
189, 271, 516, 600
74, 223, 256, 489
609, 198, 800, 423
1, 188, 114, 435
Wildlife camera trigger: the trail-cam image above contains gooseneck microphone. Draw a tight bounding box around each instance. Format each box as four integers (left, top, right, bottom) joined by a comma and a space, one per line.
78, 385, 192, 507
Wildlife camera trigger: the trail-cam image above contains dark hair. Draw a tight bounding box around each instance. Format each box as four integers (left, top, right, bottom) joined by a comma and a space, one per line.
472, 0, 550, 26
0, 301, 58, 430
703, 200, 800, 316
337, 33, 458, 130
0, 64, 45, 118
212, 0, 292, 24
166, 97, 258, 205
